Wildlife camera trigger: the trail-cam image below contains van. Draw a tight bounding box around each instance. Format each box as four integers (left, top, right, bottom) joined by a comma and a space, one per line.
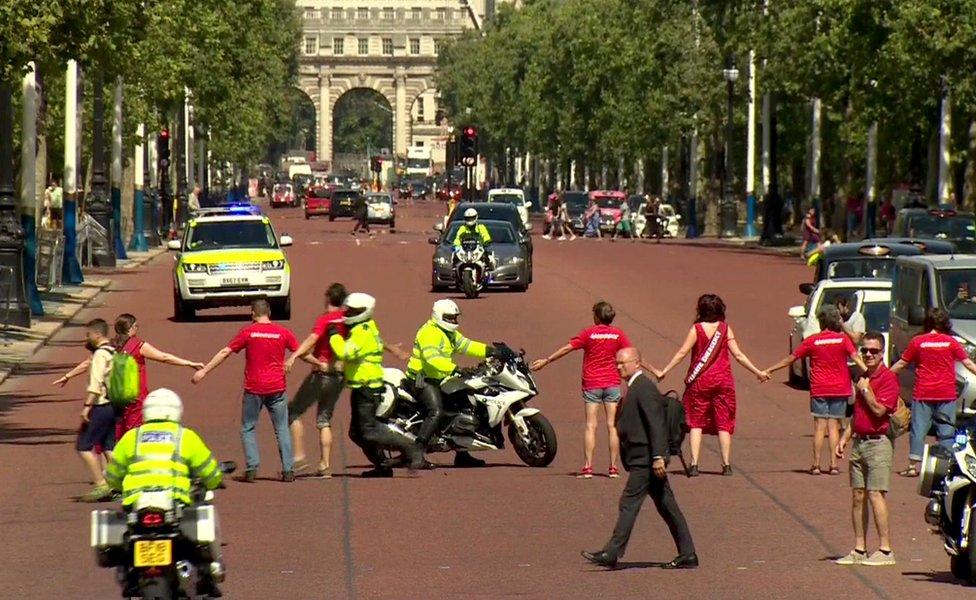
890, 255, 976, 416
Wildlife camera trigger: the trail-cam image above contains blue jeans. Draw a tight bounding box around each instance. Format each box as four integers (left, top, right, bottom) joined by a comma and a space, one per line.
241, 391, 294, 472
908, 400, 956, 461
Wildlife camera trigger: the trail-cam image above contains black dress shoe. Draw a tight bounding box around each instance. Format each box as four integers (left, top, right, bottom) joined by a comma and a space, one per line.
661, 553, 699, 569
581, 550, 618, 568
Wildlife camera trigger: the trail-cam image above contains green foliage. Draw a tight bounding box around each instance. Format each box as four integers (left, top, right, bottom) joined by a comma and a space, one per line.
332, 89, 393, 154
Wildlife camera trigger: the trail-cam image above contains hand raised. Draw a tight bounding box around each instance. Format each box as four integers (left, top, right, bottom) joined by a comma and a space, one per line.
529, 359, 547, 372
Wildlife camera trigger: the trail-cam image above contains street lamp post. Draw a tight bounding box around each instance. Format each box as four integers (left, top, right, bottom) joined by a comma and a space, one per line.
88, 74, 117, 267
0, 83, 31, 327
720, 55, 739, 238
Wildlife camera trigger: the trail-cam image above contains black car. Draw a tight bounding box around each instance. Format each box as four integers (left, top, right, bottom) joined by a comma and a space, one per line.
442, 202, 533, 256
561, 190, 589, 233
429, 219, 531, 292
408, 179, 430, 199
329, 188, 360, 221
891, 208, 976, 252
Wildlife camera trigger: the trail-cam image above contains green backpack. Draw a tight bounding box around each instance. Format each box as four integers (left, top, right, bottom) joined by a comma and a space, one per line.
107, 346, 141, 408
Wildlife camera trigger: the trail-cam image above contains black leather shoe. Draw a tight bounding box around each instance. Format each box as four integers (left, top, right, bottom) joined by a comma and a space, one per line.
686, 465, 700, 478
454, 452, 486, 468
581, 550, 618, 568
361, 467, 394, 478
661, 553, 699, 569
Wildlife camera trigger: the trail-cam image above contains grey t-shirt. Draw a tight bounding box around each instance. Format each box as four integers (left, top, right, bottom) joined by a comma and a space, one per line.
845, 311, 866, 334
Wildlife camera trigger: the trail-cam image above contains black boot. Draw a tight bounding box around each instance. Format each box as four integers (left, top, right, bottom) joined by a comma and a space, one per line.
454, 451, 486, 468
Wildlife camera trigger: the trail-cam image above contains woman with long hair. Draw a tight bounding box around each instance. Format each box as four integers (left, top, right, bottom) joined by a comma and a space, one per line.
657, 294, 768, 476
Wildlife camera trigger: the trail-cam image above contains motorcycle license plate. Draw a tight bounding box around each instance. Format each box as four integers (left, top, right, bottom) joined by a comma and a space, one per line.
133, 540, 172, 567
221, 277, 248, 286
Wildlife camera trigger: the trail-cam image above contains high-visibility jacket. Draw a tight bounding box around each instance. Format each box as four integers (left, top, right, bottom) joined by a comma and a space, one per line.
407, 319, 487, 381
453, 223, 491, 247
330, 319, 384, 388
106, 421, 221, 507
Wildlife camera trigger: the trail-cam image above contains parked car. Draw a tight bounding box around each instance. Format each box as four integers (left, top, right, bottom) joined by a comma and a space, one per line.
891, 208, 976, 252
271, 183, 297, 208
487, 188, 531, 227
328, 188, 360, 221
589, 190, 626, 232
429, 219, 531, 292
304, 186, 331, 220
890, 255, 976, 416
787, 278, 892, 385
366, 192, 395, 229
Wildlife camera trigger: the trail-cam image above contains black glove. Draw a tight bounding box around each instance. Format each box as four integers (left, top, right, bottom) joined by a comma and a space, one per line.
326, 323, 342, 338
455, 366, 478, 378
485, 346, 500, 358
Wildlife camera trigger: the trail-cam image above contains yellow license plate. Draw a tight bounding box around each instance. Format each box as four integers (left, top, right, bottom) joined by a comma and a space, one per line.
133, 540, 172, 567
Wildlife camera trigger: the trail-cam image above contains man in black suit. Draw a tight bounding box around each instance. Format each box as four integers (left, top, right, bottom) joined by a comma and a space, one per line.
582, 347, 698, 569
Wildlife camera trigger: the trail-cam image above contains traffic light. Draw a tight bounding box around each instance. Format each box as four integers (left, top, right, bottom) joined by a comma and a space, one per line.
370, 156, 382, 173
157, 129, 171, 169
459, 125, 478, 167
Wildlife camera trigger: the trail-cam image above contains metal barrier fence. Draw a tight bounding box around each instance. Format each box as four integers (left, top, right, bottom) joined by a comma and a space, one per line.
36, 229, 65, 291
77, 212, 110, 267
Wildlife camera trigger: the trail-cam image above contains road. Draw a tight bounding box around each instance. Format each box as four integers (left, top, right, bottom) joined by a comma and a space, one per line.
0, 199, 955, 599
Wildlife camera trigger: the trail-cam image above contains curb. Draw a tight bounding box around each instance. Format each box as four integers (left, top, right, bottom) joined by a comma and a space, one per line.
0, 245, 167, 387
661, 237, 800, 257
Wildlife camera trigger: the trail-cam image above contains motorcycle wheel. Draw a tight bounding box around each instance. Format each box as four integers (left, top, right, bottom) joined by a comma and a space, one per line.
968, 508, 976, 584
951, 552, 971, 581
461, 270, 479, 299
139, 577, 174, 600
508, 413, 557, 467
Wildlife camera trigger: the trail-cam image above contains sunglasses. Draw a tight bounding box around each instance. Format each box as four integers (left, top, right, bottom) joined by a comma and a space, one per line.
859, 347, 882, 356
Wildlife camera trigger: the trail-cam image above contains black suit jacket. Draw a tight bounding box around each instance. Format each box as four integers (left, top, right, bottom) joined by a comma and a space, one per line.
615, 373, 668, 471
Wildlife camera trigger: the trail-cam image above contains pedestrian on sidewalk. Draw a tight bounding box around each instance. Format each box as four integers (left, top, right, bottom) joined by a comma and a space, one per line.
834, 332, 898, 567
284, 283, 348, 478
75, 319, 118, 502
193, 299, 299, 482
655, 294, 769, 477
45, 178, 63, 230
351, 193, 373, 238
531, 301, 650, 479
188, 186, 201, 214
581, 347, 698, 570
889, 308, 976, 477
765, 305, 866, 475
800, 208, 820, 258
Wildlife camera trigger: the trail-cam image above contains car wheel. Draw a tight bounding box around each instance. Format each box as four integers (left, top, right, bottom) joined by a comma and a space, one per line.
512, 283, 528, 293
328, 213, 335, 222
389, 219, 395, 231
271, 296, 291, 320
173, 291, 195, 321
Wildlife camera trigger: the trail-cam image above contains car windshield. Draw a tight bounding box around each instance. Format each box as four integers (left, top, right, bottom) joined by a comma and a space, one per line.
908, 215, 976, 241
368, 195, 391, 204
186, 221, 277, 250
825, 258, 896, 280
308, 188, 329, 198
333, 191, 359, 201
444, 221, 515, 244
815, 288, 859, 314
863, 301, 891, 333
407, 158, 430, 169
490, 193, 523, 205
273, 185, 290, 194
593, 197, 620, 209
938, 268, 976, 319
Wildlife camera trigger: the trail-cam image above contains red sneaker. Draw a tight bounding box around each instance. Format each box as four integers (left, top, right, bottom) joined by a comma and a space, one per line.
608, 466, 620, 479
577, 466, 593, 479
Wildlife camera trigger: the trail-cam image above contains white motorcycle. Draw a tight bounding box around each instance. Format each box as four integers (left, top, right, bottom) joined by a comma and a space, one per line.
376, 344, 558, 467
919, 412, 976, 585
453, 238, 490, 299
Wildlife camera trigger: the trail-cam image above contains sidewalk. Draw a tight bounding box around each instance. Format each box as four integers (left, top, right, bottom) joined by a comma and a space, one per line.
661, 234, 801, 257
0, 246, 168, 385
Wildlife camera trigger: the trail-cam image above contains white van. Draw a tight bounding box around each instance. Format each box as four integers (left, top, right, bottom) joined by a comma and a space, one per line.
487, 188, 531, 227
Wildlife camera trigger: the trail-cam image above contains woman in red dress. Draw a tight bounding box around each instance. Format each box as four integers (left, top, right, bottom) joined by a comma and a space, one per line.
657, 295, 768, 476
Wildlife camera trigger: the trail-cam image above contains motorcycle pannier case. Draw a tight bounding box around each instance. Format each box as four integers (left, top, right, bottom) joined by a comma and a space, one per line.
180, 505, 218, 544
90, 510, 126, 548
918, 443, 952, 498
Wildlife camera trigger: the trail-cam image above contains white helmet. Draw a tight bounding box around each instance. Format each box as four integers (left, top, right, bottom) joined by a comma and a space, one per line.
343, 292, 376, 325
463, 208, 478, 226
432, 299, 461, 332
143, 388, 183, 423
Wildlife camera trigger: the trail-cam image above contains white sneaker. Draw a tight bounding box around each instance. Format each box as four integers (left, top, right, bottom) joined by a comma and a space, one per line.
862, 550, 896, 566
542, 235, 551, 240
834, 550, 866, 565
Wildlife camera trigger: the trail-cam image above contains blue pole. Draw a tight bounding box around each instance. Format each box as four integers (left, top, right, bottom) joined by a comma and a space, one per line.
21, 215, 44, 315
111, 186, 127, 259
744, 193, 756, 237
62, 198, 83, 284
129, 187, 148, 251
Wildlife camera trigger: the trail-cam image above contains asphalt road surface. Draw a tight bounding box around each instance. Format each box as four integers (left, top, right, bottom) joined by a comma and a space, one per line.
0, 199, 957, 599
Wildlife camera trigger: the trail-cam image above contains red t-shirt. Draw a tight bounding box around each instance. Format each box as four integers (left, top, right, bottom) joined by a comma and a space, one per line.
901, 332, 967, 401
228, 322, 298, 394
569, 325, 631, 390
793, 330, 856, 397
311, 310, 347, 362
852, 366, 899, 436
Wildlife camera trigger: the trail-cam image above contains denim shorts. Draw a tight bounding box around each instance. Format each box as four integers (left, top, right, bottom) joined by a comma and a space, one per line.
583, 386, 621, 404
810, 396, 849, 419
76, 404, 117, 452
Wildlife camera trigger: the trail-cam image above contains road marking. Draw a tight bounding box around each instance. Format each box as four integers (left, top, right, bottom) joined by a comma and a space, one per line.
337, 420, 358, 600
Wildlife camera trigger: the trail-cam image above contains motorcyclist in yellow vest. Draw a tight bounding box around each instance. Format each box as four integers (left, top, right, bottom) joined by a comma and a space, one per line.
105, 388, 225, 598
407, 299, 499, 467
329, 292, 425, 477
453, 208, 492, 248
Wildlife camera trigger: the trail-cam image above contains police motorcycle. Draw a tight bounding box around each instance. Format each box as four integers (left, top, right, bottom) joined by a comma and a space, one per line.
91, 462, 237, 599
376, 343, 558, 467
452, 236, 491, 299
919, 411, 976, 585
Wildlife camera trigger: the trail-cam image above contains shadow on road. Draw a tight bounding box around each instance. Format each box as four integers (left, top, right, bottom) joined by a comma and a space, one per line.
0, 425, 75, 446
167, 313, 252, 324
902, 570, 963, 586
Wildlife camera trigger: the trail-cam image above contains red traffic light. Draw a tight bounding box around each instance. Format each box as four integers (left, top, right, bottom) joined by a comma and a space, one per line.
159, 129, 170, 139
463, 126, 477, 138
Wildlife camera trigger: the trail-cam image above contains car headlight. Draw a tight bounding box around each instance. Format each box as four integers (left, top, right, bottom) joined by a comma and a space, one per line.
435, 256, 451, 266
965, 454, 976, 480
262, 259, 285, 271
182, 262, 208, 273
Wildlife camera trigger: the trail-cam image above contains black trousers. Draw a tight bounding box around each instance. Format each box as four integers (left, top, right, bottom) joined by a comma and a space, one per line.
414, 378, 444, 445
605, 466, 695, 560
348, 387, 417, 466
